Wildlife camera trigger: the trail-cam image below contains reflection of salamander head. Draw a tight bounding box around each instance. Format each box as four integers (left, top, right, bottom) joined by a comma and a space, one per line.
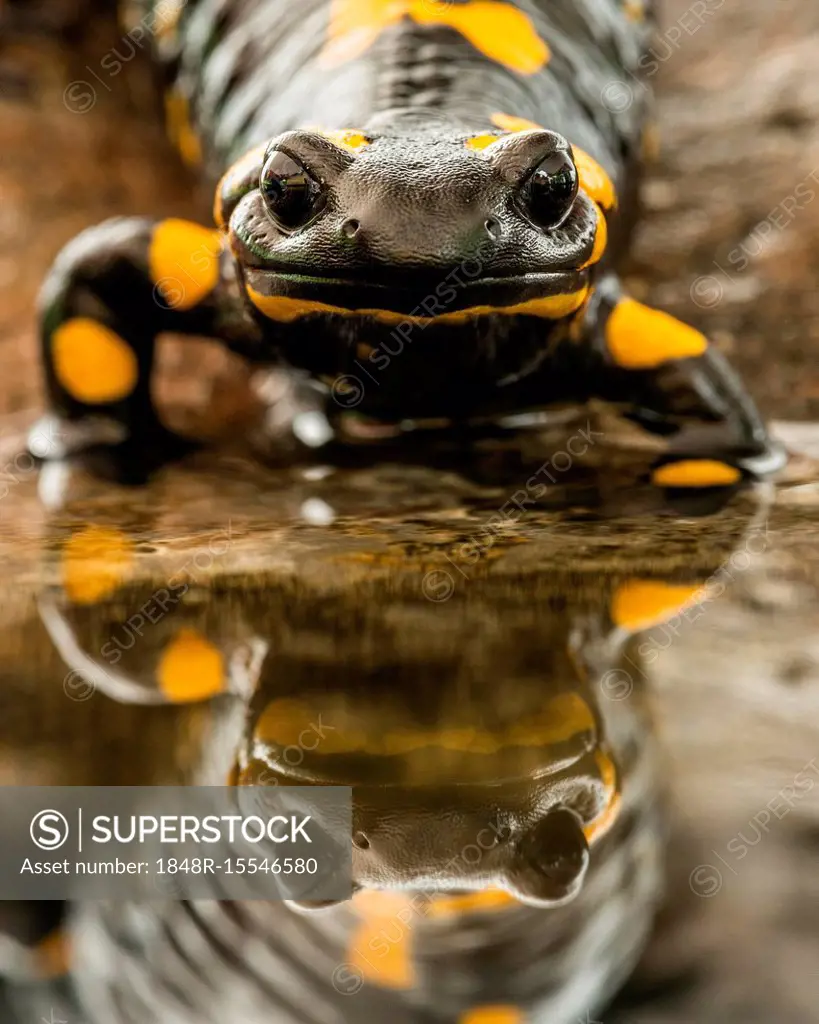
216, 121, 604, 397
239, 688, 618, 910
347, 783, 598, 909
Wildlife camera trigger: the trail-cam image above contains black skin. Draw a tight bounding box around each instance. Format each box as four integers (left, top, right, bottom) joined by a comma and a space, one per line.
30, 123, 784, 484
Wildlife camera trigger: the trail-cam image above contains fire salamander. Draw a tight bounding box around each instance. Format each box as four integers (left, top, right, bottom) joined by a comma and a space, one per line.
31, 0, 784, 484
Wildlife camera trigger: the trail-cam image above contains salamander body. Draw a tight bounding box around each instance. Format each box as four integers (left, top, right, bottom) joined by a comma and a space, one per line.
31, 0, 783, 484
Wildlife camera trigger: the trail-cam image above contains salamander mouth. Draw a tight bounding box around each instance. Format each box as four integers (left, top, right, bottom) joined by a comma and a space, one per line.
242, 268, 590, 323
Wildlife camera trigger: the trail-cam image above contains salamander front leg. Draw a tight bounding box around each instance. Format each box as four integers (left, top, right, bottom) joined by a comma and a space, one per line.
30, 216, 256, 483
583, 275, 786, 486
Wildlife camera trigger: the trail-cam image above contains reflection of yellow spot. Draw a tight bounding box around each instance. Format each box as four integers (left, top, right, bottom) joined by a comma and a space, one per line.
255, 698, 369, 753
348, 891, 418, 989
157, 629, 225, 703
255, 691, 593, 757
36, 930, 71, 978
62, 526, 134, 605
214, 143, 267, 228
149, 219, 222, 311
580, 202, 608, 269
507, 692, 595, 748
353, 891, 415, 917
247, 284, 589, 324
465, 134, 504, 151
349, 928, 414, 988
489, 113, 616, 209
154, 0, 185, 39
460, 1007, 525, 1024
605, 297, 708, 369
52, 319, 138, 404
256, 699, 315, 747
384, 726, 481, 755
652, 460, 741, 488
583, 750, 621, 844
428, 890, 518, 918
321, 0, 549, 75
165, 89, 202, 167
612, 579, 703, 631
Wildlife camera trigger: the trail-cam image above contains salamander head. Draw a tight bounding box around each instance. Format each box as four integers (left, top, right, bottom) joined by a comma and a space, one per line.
215, 123, 610, 414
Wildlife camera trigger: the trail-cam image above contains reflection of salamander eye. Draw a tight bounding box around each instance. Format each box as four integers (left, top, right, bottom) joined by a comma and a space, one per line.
521, 149, 578, 229
260, 150, 323, 232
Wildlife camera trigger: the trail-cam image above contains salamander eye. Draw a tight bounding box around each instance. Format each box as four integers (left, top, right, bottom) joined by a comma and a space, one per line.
522, 150, 579, 229
260, 150, 323, 231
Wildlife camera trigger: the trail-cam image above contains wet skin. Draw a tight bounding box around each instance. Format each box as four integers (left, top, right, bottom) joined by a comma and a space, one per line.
29, 0, 784, 483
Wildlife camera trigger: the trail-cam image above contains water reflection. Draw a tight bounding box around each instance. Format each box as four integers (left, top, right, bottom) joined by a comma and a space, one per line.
0, 447, 771, 1023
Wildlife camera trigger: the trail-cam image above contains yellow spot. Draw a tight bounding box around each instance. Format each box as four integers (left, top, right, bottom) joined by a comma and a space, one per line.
165, 89, 202, 168
321, 0, 405, 66
572, 147, 617, 211
317, 128, 371, 151
149, 219, 223, 311
583, 751, 621, 844
411, 0, 549, 75
490, 112, 541, 134
36, 930, 71, 978
62, 526, 134, 605
652, 460, 742, 488
624, 0, 646, 21
460, 1008, 525, 1024
612, 580, 703, 631
157, 629, 225, 703
465, 134, 503, 151
580, 202, 608, 269
214, 143, 267, 228
428, 890, 518, 918
348, 891, 417, 989
52, 319, 138, 405
321, 0, 549, 75
246, 285, 589, 324
641, 122, 661, 164
489, 113, 616, 209
605, 297, 708, 369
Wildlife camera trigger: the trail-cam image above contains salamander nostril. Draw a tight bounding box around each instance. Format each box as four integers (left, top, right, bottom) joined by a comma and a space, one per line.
341, 218, 361, 239
495, 824, 513, 843
484, 217, 503, 241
